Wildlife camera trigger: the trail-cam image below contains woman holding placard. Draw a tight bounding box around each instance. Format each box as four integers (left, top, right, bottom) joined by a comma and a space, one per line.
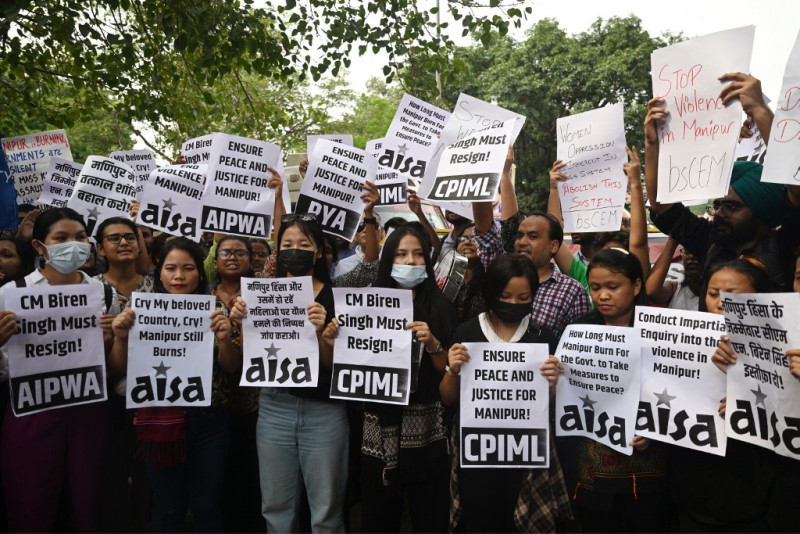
0, 207, 120, 532
440, 253, 572, 532
676, 258, 775, 533
110, 237, 241, 532
246, 213, 349, 533
324, 224, 458, 532
556, 247, 672, 532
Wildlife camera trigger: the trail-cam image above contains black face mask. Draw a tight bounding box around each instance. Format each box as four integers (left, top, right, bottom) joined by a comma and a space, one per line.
491, 300, 531, 324
277, 249, 316, 276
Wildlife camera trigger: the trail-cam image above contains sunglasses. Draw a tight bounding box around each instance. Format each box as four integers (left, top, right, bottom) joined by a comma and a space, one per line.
103, 233, 137, 244
281, 213, 318, 224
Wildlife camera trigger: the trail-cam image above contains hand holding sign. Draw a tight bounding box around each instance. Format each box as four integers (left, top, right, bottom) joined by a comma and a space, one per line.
307, 302, 328, 332
712, 334, 737, 371
718, 72, 767, 120
448, 343, 471, 376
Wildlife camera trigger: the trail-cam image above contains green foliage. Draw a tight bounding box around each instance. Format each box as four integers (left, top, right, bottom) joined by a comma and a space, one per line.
328, 78, 404, 149
1, 0, 529, 150
402, 16, 680, 213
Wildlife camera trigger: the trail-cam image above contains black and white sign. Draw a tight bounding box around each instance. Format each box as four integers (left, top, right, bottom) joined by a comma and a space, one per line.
555, 324, 641, 455
37, 157, 83, 208
68, 156, 136, 237
201, 134, 281, 238
5, 284, 107, 416
460, 342, 550, 468
138, 164, 207, 240
295, 139, 377, 241
240, 277, 319, 387
635, 307, 728, 455
330, 287, 413, 404
126, 293, 215, 408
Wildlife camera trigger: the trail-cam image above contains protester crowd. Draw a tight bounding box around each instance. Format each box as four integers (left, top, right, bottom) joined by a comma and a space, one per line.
0, 66, 799, 534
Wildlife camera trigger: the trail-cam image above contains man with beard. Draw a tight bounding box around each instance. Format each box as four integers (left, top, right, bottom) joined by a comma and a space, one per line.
643, 74, 800, 299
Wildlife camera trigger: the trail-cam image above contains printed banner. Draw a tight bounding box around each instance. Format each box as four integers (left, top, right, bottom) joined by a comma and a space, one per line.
110, 149, 157, 184
307, 134, 353, 156
126, 293, 215, 408
181, 133, 219, 165
201, 133, 281, 238
295, 139, 377, 241
635, 307, 728, 456
138, 164, 207, 240
330, 287, 413, 404
37, 157, 83, 208
1, 129, 72, 204
460, 342, 550, 468
68, 156, 136, 238
240, 277, 319, 387
722, 292, 800, 460
367, 137, 406, 206
418, 93, 524, 212
555, 325, 641, 455
379, 94, 450, 180
651, 26, 755, 203
5, 284, 107, 416
762, 29, 800, 184
556, 103, 628, 232
428, 120, 515, 202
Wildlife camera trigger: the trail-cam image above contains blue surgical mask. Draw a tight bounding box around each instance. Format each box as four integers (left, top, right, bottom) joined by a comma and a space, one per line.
391, 264, 428, 289
40, 241, 91, 274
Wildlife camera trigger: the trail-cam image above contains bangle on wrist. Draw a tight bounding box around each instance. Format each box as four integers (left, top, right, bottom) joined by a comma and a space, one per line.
425, 341, 443, 354
445, 364, 459, 377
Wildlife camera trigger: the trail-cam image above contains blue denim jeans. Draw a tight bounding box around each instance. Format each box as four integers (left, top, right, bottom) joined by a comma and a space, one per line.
257, 388, 349, 533
148, 405, 230, 533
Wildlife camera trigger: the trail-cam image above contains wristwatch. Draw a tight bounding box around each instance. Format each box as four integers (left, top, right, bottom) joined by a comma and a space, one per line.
445, 364, 459, 377
362, 217, 377, 225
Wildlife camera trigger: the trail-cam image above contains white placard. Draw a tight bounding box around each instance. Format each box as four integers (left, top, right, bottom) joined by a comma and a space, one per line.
556, 103, 628, 232
651, 26, 755, 203
460, 342, 550, 468
418, 93, 524, 212
367, 137, 407, 205
126, 293, 215, 408
110, 149, 157, 185
37, 157, 83, 208
68, 156, 136, 237
330, 287, 413, 405
181, 133, 219, 165
1, 129, 73, 204
5, 284, 107, 416
428, 120, 515, 203
295, 139, 377, 241
240, 277, 319, 387
379, 94, 450, 181
307, 134, 353, 156
138, 164, 207, 240
722, 292, 800, 460
635, 307, 728, 456
762, 29, 800, 184
555, 324, 641, 455
201, 133, 281, 238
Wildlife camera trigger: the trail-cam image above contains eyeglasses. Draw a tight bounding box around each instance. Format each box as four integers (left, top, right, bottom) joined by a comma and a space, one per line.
281, 213, 317, 224
218, 250, 250, 260
104, 233, 137, 244
458, 235, 477, 243
706, 199, 745, 216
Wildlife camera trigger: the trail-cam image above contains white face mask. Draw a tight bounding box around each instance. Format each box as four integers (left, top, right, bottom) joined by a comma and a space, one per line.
40, 241, 91, 274
391, 264, 428, 289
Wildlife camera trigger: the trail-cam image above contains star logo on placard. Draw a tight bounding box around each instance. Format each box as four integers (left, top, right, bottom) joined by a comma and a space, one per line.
153, 361, 171, 376
654, 388, 677, 408
87, 206, 101, 218
579, 394, 597, 409
397, 143, 409, 155
751, 385, 768, 407
265, 343, 280, 358
162, 197, 176, 210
